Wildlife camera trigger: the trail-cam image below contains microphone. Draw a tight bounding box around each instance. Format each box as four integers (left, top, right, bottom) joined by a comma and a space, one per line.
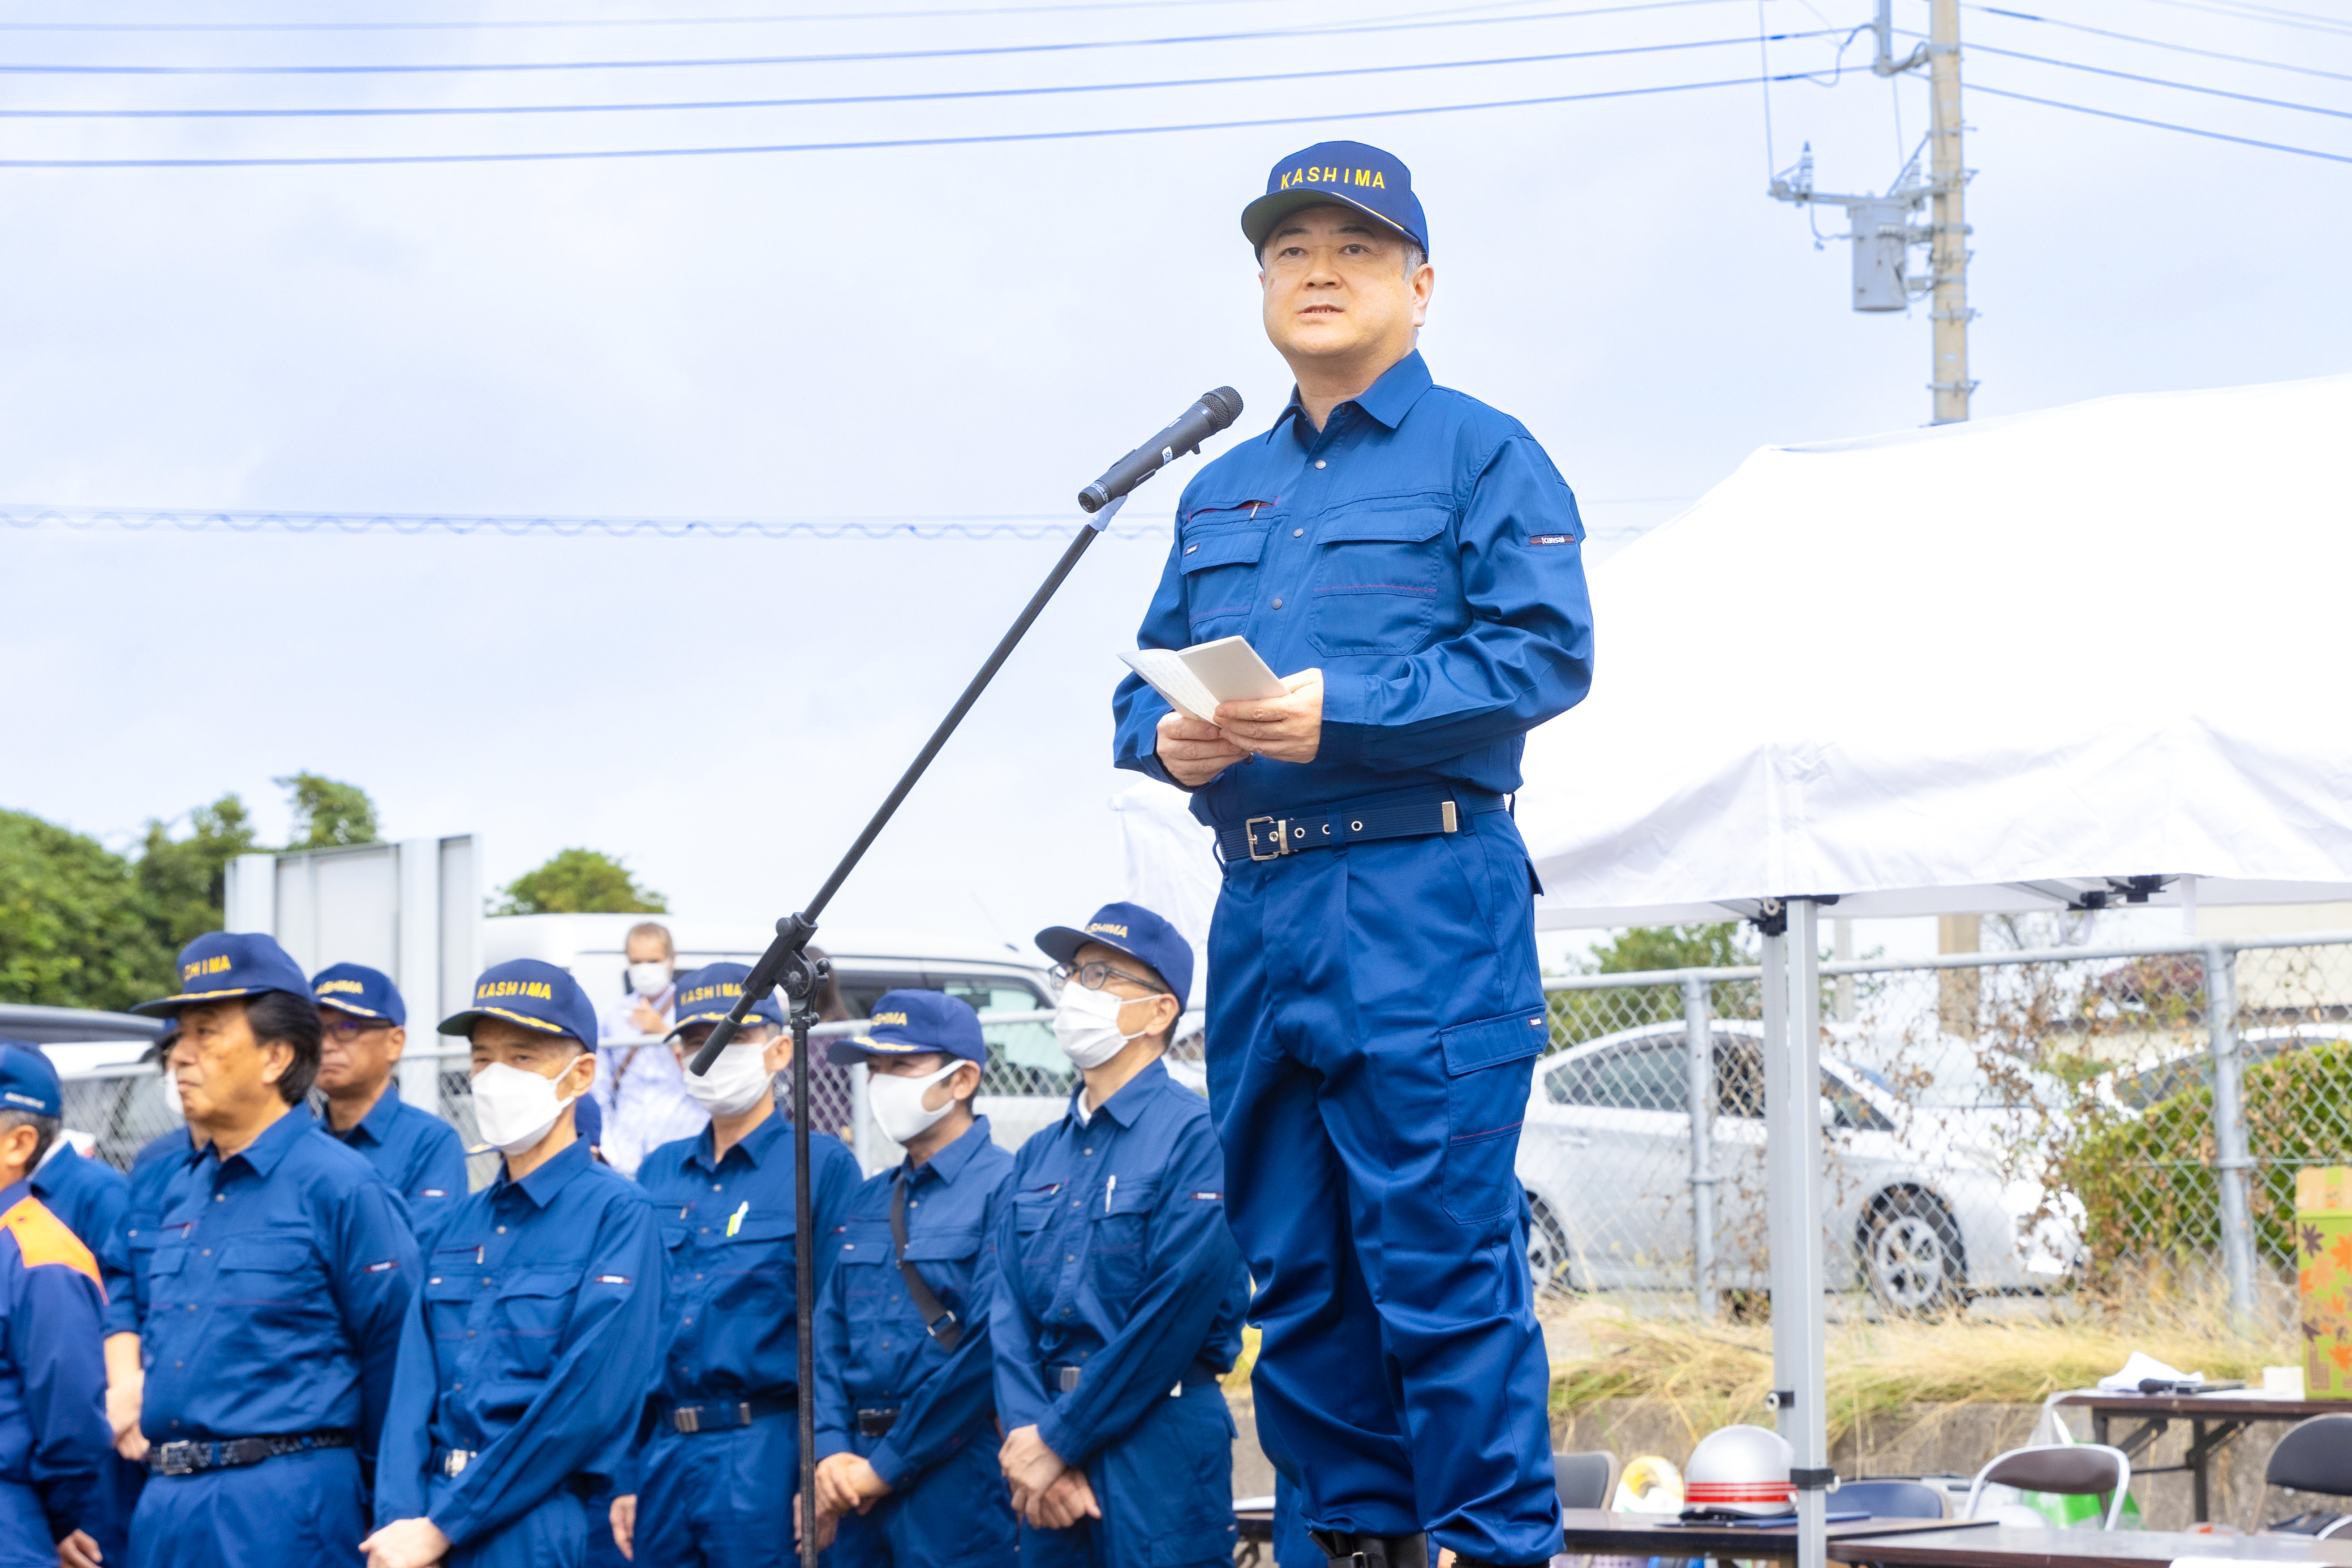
1077, 387, 1244, 514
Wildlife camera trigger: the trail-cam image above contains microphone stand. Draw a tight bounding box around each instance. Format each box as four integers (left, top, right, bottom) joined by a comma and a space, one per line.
702, 493, 1123, 1568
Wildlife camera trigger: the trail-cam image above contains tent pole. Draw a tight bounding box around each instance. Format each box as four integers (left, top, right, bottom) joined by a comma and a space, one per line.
1765, 900, 1829, 1568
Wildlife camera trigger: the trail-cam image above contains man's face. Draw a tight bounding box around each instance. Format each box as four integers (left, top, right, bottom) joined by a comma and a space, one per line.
625, 935, 672, 970
872, 1049, 978, 1113
1070, 941, 1178, 1042
1259, 204, 1432, 367
316, 1007, 404, 1097
470, 1018, 594, 1100
172, 999, 292, 1129
671, 1021, 792, 1078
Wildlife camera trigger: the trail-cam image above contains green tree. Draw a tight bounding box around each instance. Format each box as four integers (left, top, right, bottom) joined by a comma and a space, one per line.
0, 809, 174, 1012
1550, 923, 1759, 1048
134, 794, 258, 955
495, 849, 667, 916
1589, 923, 1754, 974
275, 772, 379, 849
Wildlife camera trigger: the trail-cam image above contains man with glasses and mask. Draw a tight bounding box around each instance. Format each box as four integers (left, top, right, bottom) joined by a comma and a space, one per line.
311, 964, 469, 1243
805, 990, 1016, 1568
602, 962, 857, 1568
365, 960, 663, 1568
992, 902, 1250, 1568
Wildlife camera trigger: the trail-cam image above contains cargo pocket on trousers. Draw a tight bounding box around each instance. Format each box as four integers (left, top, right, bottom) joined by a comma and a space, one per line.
1437, 1008, 1550, 1224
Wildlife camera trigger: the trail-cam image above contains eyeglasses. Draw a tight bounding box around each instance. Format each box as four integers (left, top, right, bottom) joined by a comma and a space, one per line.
322, 1018, 394, 1043
1049, 961, 1168, 996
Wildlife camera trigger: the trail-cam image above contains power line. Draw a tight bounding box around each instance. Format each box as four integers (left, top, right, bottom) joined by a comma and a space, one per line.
1972, 81, 2352, 161
1900, 30, 2352, 117
0, 0, 1751, 74
2109, 0, 2352, 35
0, 0, 1365, 30
0, 32, 1844, 119
1968, 5, 2352, 86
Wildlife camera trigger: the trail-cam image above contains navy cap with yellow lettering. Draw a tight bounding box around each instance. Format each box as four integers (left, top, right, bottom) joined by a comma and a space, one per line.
1241, 139, 1428, 258
826, 987, 986, 1067
665, 962, 786, 1040
311, 962, 406, 1027
1034, 900, 1194, 1005
437, 958, 598, 1049
133, 931, 314, 1017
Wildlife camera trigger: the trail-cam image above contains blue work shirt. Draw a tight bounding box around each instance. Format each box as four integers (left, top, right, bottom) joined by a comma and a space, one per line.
374, 1138, 664, 1548
29, 1145, 129, 1260
815, 1117, 1014, 1486
320, 1083, 471, 1243
139, 1109, 418, 1462
991, 1060, 1249, 1467
1112, 351, 1595, 824
99, 1132, 200, 1338
0, 1182, 116, 1555
638, 1113, 860, 1406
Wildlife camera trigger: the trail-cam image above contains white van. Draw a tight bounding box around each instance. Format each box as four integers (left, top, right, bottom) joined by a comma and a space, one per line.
479, 914, 1074, 1165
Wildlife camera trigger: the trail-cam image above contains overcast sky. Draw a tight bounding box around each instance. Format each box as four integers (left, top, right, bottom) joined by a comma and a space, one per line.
1, 0, 2343, 966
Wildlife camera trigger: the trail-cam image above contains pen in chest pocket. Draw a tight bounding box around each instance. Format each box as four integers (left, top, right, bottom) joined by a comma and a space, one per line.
1106, 1175, 1116, 1213
727, 1201, 749, 1237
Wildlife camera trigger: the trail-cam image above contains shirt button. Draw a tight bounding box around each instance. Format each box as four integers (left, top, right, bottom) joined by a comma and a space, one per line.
174, 1361, 182, 1369
712, 1183, 723, 1192
467, 1330, 475, 1338
496, 1226, 506, 1234
1294, 528, 1305, 538
1314, 459, 1327, 469
1271, 598, 1284, 610
215, 1194, 224, 1203
201, 1249, 210, 1257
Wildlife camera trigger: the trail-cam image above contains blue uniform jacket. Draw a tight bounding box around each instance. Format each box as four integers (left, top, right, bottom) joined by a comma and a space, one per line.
29, 1146, 128, 1260
320, 1084, 471, 1243
991, 1060, 1249, 1467
1111, 351, 1595, 824
99, 1132, 198, 1338
814, 1117, 1014, 1487
374, 1138, 665, 1548
140, 1110, 418, 1463
0, 1182, 116, 1554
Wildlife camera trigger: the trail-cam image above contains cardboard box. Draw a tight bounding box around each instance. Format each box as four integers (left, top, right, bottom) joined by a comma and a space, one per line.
2298, 1166, 2352, 1399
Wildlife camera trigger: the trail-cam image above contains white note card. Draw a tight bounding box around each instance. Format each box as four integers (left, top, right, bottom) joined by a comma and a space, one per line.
1119, 636, 1286, 723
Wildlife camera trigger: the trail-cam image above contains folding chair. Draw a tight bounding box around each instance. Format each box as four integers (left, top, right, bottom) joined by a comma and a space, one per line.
1963, 1443, 2132, 1530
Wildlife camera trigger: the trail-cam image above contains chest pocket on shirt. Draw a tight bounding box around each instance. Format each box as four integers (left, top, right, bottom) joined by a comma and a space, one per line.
1307, 504, 1452, 657
217, 1235, 319, 1319
493, 1266, 581, 1378
902, 1224, 983, 1309
1088, 1179, 1159, 1306
1178, 516, 1276, 640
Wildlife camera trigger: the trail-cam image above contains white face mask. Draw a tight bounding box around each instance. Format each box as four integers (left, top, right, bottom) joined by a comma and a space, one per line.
471, 1056, 589, 1156
626, 962, 672, 997
682, 1039, 776, 1119
1053, 985, 1152, 1071
869, 1061, 964, 1146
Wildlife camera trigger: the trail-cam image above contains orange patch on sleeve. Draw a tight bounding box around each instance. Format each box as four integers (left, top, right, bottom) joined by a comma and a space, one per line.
0, 1195, 103, 1293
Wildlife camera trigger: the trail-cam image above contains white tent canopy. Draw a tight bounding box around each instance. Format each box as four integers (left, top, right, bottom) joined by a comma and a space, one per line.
1517, 373, 2352, 929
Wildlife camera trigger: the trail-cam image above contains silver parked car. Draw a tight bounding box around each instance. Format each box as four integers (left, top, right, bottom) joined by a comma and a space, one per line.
1515, 1021, 2084, 1313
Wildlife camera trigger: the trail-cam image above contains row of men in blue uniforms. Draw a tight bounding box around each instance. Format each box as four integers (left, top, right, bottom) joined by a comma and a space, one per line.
1, 897, 1249, 1568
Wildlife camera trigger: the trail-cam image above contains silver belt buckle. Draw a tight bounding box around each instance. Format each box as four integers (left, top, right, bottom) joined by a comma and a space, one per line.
674, 1405, 702, 1434
1244, 816, 1286, 861
442, 1448, 474, 1478
1056, 1366, 1082, 1393
154, 1441, 198, 1477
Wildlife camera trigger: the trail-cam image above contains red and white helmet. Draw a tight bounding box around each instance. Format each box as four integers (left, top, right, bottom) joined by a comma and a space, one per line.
1684, 1424, 1795, 1516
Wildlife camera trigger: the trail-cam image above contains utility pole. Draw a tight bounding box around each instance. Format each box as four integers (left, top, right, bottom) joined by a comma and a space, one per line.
1928, 0, 1975, 423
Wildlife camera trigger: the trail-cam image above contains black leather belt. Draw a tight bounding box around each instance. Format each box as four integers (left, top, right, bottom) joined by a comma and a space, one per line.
1215, 790, 1505, 865
147, 1429, 353, 1476
657, 1393, 796, 1435
856, 1407, 900, 1438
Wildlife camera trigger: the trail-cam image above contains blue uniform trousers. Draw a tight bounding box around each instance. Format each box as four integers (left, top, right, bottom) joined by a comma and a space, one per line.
1206, 818, 1560, 1564
827, 1430, 1015, 1568
0, 1478, 50, 1568
634, 1414, 798, 1568
582, 1482, 629, 1568
127, 1446, 367, 1568
429, 1479, 588, 1568
1018, 1388, 1237, 1568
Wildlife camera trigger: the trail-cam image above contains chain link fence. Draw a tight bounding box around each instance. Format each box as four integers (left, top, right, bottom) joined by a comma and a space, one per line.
1522, 933, 2352, 1327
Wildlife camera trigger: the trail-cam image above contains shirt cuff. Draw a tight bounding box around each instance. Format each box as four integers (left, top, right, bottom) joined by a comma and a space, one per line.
815, 1431, 853, 1464
865, 1440, 914, 1489
1035, 1411, 1087, 1471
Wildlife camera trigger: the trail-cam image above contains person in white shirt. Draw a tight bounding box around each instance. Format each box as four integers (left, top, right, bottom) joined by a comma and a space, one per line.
592, 921, 707, 1177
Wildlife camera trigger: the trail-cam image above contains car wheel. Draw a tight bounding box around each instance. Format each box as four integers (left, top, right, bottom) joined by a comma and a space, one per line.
1860, 1189, 1964, 1315
1524, 1192, 1576, 1295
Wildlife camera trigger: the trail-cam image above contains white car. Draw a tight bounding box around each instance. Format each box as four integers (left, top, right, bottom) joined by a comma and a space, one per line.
3, 1003, 173, 1172
1515, 1021, 2084, 1314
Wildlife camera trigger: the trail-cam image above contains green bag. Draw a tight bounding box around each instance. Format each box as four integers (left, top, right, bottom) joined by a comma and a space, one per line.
2020, 1486, 2141, 1530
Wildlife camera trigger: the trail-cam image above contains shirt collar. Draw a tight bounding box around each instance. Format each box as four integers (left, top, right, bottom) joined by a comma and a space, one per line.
1268, 349, 1432, 442
0, 1177, 27, 1211
329, 1083, 406, 1147
216, 1105, 313, 1179
1069, 1058, 1167, 1131
690, 1111, 788, 1173
908, 1116, 993, 1186
500, 1136, 595, 1209
28, 1141, 77, 1192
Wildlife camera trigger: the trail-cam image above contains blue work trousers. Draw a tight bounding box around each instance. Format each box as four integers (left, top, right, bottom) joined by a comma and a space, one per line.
1019, 1385, 1236, 1568
635, 1414, 799, 1568
128, 1446, 367, 1568
0, 1478, 51, 1568
828, 1434, 1015, 1568
427, 1481, 589, 1568
1206, 816, 1560, 1564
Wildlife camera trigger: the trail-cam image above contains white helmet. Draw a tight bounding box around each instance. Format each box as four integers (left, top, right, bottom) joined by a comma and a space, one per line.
1683, 1424, 1795, 1516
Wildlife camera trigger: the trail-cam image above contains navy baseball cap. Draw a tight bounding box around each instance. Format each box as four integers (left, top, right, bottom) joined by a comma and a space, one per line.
1241, 140, 1428, 258
1034, 901, 1194, 1005
311, 963, 406, 1027
437, 959, 598, 1049
666, 962, 787, 1040
575, 1090, 603, 1149
0, 1042, 60, 1119
134, 931, 313, 1017
827, 988, 986, 1067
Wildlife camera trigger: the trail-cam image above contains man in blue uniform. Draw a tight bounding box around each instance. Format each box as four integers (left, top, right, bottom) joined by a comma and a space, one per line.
610, 962, 859, 1567
0, 1043, 120, 1568
122, 932, 421, 1568
99, 1031, 201, 1470
1111, 143, 1591, 1568
993, 903, 1250, 1568
312, 963, 470, 1242
10, 1044, 129, 1258
365, 960, 663, 1568
809, 990, 1016, 1568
